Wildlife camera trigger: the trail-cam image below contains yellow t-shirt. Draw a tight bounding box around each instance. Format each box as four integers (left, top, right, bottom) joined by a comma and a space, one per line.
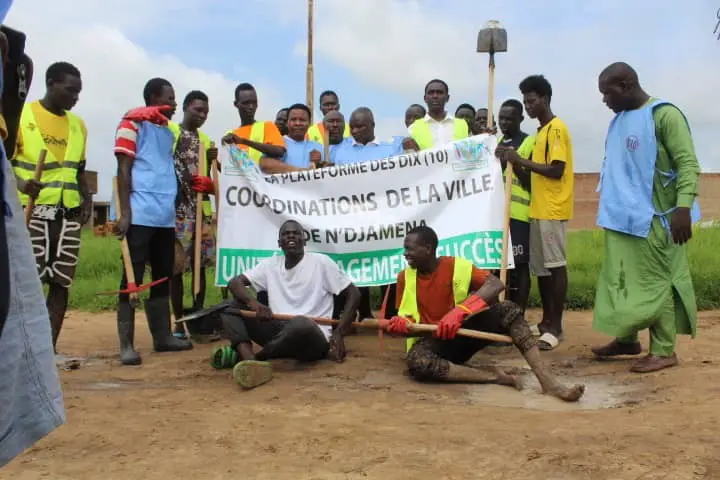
529, 117, 573, 220
15, 100, 88, 163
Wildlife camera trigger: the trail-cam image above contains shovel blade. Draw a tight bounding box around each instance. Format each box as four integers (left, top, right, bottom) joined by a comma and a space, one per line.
477, 20, 507, 53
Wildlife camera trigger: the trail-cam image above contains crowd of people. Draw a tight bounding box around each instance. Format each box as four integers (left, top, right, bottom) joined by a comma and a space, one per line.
0, 5, 702, 463
8, 56, 703, 376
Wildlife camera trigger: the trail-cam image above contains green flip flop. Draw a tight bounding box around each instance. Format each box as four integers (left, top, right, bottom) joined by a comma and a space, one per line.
232, 360, 273, 389
210, 345, 239, 370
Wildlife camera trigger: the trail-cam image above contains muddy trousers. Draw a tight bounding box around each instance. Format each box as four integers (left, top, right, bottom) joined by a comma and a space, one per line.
407, 301, 533, 381
221, 307, 329, 362
616, 291, 680, 357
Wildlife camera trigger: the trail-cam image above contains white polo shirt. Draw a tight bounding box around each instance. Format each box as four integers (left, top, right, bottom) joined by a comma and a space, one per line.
407, 113, 458, 148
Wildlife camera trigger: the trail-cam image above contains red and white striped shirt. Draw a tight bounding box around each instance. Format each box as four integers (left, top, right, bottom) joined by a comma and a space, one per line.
114, 119, 140, 158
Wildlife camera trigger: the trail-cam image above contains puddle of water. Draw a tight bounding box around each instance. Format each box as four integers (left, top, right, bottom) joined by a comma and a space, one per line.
465, 375, 637, 412
81, 380, 142, 390
360, 370, 398, 386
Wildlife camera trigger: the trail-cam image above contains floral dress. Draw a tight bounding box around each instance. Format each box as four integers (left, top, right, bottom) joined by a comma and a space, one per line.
173, 127, 215, 271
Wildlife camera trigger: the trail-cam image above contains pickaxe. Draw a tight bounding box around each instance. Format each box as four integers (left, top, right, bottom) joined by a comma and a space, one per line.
96, 176, 168, 306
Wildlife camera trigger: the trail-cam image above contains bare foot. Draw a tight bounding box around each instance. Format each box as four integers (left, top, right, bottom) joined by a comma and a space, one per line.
497, 371, 523, 391
544, 383, 585, 402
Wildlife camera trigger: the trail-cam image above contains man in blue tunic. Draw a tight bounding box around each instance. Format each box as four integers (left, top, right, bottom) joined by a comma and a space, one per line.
592, 62, 701, 373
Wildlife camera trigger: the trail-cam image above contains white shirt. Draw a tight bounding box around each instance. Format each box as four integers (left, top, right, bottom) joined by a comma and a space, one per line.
351, 137, 379, 146
244, 252, 352, 339
408, 113, 457, 148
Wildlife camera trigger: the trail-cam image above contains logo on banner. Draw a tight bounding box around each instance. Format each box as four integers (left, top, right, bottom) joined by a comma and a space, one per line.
224, 145, 260, 180
451, 137, 491, 172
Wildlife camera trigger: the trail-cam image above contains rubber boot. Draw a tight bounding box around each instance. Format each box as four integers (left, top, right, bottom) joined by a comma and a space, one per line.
145, 296, 193, 352
117, 301, 142, 365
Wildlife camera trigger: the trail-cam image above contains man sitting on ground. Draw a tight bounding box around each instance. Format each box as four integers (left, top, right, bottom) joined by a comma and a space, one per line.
384, 226, 585, 402
213, 219, 361, 389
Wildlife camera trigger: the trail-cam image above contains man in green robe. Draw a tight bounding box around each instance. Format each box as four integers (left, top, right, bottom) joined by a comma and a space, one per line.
592, 62, 700, 373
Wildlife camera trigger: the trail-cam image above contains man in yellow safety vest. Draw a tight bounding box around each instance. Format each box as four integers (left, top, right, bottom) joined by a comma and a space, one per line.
167, 90, 219, 340
407, 79, 469, 150
221, 83, 288, 174
306, 90, 350, 143
496, 99, 534, 313
11, 61, 90, 353
383, 225, 584, 402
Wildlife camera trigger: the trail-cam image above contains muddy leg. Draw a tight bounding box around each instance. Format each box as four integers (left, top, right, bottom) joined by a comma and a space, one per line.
499, 301, 584, 402
406, 340, 522, 389
47, 284, 69, 352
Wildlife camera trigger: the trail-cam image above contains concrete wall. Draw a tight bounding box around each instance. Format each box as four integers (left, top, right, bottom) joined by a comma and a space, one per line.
570, 173, 719, 230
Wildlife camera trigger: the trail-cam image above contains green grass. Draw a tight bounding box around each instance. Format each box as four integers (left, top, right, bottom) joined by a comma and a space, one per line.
63, 227, 720, 312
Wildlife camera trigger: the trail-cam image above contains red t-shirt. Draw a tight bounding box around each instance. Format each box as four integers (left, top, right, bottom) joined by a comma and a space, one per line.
395, 256, 489, 324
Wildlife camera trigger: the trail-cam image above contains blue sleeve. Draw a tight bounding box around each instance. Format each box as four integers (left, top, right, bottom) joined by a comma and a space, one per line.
0, 0, 13, 23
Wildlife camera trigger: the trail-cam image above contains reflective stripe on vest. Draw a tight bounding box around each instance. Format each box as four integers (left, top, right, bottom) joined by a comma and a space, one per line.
397, 257, 473, 352
499, 135, 534, 222
409, 117, 469, 150
225, 121, 266, 163
168, 122, 213, 216
306, 122, 350, 143
14, 103, 84, 207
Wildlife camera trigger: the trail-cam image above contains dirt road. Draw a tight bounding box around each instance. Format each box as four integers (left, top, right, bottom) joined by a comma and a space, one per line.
5, 309, 720, 479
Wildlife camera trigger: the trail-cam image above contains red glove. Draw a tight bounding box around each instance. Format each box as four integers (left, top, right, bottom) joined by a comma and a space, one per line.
384, 316, 411, 335
123, 105, 174, 125
192, 175, 214, 194
435, 294, 488, 340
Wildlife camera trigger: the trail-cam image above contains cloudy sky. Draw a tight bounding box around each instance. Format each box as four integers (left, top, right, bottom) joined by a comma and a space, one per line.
5, 0, 719, 201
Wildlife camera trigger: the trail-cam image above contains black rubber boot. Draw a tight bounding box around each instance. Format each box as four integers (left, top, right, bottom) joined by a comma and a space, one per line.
117, 301, 142, 365
145, 297, 193, 352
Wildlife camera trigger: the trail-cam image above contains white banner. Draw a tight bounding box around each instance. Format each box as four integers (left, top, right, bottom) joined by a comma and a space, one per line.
215, 135, 514, 286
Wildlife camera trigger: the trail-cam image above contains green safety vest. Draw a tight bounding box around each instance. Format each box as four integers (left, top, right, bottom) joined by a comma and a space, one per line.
13, 103, 85, 208
409, 117, 469, 150
306, 122, 350, 143
498, 135, 534, 223
168, 121, 213, 216
225, 121, 268, 164
397, 257, 473, 352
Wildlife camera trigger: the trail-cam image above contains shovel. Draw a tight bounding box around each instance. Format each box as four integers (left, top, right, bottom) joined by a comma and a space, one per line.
96, 176, 167, 306
478, 20, 513, 300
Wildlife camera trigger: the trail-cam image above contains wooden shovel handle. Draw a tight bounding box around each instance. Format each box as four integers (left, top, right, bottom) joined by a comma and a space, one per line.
25, 149, 47, 225
113, 176, 137, 301
193, 191, 203, 296
228, 308, 513, 344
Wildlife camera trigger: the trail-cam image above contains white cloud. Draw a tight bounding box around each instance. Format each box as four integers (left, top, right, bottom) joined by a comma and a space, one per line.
293, 0, 720, 172
5, 0, 287, 201
4, 0, 718, 212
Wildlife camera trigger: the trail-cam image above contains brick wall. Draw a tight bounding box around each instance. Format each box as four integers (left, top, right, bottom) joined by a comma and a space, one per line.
570, 173, 719, 230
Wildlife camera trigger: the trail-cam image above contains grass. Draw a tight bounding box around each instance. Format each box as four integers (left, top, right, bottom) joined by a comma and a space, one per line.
62, 226, 720, 312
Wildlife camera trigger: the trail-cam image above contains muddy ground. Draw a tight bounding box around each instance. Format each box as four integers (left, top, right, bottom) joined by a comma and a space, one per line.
5, 309, 720, 479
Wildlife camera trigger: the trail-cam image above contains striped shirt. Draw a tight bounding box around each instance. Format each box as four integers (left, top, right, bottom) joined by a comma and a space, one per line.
114, 120, 140, 158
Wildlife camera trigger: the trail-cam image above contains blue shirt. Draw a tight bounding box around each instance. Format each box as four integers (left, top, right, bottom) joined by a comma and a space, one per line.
0, 0, 13, 23
282, 136, 324, 168
333, 138, 402, 165
110, 121, 177, 228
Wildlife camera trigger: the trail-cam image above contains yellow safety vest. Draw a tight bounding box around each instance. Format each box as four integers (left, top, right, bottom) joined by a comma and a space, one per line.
498, 135, 534, 223
225, 121, 266, 163
168, 121, 213, 216
397, 257, 473, 352
306, 122, 350, 143
13, 103, 85, 208
409, 117, 469, 151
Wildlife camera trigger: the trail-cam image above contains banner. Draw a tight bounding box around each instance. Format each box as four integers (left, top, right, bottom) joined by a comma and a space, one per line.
215, 134, 514, 287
